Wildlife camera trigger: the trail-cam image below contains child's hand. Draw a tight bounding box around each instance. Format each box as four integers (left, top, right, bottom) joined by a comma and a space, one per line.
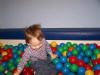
13, 70, 21, 75
51, 53, 57, 59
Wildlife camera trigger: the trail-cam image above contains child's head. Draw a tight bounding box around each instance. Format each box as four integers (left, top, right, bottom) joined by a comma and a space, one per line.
24, 24, 44, 45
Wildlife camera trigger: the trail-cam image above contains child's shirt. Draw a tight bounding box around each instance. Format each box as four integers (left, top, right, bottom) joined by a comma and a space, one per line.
17, 38, 52, 70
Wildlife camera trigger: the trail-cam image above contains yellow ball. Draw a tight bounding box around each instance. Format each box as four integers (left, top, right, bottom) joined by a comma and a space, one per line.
50, 41, 57, 47
0, 42, 3, 48
2, 51, 8, 57
97, 53, 100, 59
85, 70, 94, 75
62, 51, 67, 56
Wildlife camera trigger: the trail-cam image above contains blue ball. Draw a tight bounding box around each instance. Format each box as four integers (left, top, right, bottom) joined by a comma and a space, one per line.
12, 53, 18, 59
83, 57, 89, 64
76, 55, 83, 60
62, 67, 70, 75
79, 52, 85, 57
67, 51, 72, 57
64, 62, 71, 68
56, 45, 60, 50
94, 64, 100, 70
68, 72, 75, 75
54, 51, 61, 57
2, 62, 7, 67
89, 44, 96, 50
79, 43, 84, 47
13, 46, 18, 50
60, 43, 65, 47
60, 56, 67, 63
55, 63, 63, 70
77, 67, 85, 75
75, 46, 81, 52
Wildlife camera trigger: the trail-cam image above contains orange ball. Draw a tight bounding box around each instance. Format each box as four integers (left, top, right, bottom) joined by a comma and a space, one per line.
68, 47, 74, 52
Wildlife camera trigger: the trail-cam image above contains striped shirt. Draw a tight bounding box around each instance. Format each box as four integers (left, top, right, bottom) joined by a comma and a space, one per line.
17, 38, 52, 70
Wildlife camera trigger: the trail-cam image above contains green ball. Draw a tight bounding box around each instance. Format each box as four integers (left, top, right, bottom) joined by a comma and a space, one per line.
81, 45, 88, 52
72, 49, 79, 56
0, 64, 5, 73
18, 43, 23, 48
9, 65, 15, 71
91, 55, 97, 61
6, 71, 13, 75
0, 56, 2, 60
11, 49, 17, 53
58, 47, 63, 53
8, 45, 13, 48
72, 43, 78, 48
93, 49, 100, 55
66, 42, 72, 48
4, 45, 9, 50
17, 50, 22, 55
70, 64, 78, 72
52, 58, 60, 64
64, 62, 71, 68
7, 62, 13, 68
8, 59, 14, 63
63, 45, 68, 51
25, 63, 30, 68
15, 57, 21, 64
85, 50, 92, 57
88, 62, 93, 67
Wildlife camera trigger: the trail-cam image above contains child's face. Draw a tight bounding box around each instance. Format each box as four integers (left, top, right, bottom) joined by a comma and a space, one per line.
28, 36, 42, 50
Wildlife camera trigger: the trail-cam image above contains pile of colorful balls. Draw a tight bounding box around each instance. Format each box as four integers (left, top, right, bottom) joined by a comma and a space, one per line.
50, 41, 100, 75
0, 42, 34, 75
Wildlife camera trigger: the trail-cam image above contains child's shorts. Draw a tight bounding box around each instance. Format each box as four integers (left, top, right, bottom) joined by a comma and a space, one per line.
30, 58, 57, 75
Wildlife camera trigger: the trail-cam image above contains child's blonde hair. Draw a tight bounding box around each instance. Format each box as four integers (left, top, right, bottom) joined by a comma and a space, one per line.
24, 24, 44, 43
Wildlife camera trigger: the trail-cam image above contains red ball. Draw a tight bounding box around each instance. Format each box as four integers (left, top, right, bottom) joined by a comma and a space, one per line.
58, 72, 63, 75
23, 71, 31, 75
20, 52, 24, 58
69, 56, 77, 64
94, 70, 100, 75
7, 52, 13, 58
12, 68, 17, 74
92, 59, 98, 65
94, 43, 98, 48
51, 47, 57, 53
22, 67, 28, 74
0, 60, 2, 64
0, 49, 4, 54
76, 60, 85, 67
97, 46, 100, 49
97, 59, 100, 64
6, 48, 12, 53
86, 43, 89, 46
3, 55, 9, 62
28, 67, 34, 74
84, 64, 92, 70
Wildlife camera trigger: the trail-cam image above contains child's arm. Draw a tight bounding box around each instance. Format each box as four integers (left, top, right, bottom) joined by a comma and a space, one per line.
14, 47, 30, 75
44, 39, 57, 59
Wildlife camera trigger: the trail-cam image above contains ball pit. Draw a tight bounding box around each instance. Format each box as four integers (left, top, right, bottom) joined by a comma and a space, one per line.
0, 41, 100, 75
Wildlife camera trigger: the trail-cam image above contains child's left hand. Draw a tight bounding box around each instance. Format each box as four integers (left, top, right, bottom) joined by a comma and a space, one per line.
51, 53, 57, 59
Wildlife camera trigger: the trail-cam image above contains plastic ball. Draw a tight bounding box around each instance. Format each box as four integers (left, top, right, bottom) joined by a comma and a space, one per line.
51, 47, 57, 53
92, 59, 98, 65
72, 43, 78, 48
54, 51, 61, 57
84, 64, 92, 70
85, 70, 94, 75
69, 56, 77, 64
70, 64, 78, 72
0, 64, 5, 73
15, 57, 21, 64
94, 70, 100, 75
83, 57, 89, 64
62, 51, 67, 56
60, 56, 67, 63
12, 53, 18, 59
51, 41, 57, 47
68, 47, 74, 52
79, 43, 84, 47
53, 58, 60, 64
1, 51, 8, 57
68, 72, 75, 75
94, 49, 100, 55
94, 64, 100, 70
76, 60, 85, 67
3, 55, 9, 62
81, 45, 88, 52
62, 67, 70, 75
58, 47, 63, 53
77, 67, 85, 75
72, 49, 79, 56
64, 62, 71, 68
66, 42, 72, 48
60, 43, 65, 47
79, 52, 85, 57
75, 46, 81, 52
63, 45, 68, 51
17, 50, 22, 55
6, 48, 11, 53
85, 50, 92, 57
89, 44, 96, 50
6, 71, 13, 75
7, 52, 13, 58
76, 55, 83, 60
91, 55, 97, 61
67, 51, 72, 57
97, 53, 100, 59
55, 63, 63, 70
